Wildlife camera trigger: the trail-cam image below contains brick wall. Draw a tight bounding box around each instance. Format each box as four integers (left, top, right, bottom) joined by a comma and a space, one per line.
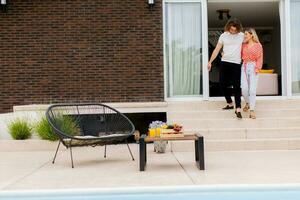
0, 0, 164, 113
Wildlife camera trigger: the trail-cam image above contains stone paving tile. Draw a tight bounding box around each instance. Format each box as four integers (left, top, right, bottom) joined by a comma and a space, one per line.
1, 144, 300, 190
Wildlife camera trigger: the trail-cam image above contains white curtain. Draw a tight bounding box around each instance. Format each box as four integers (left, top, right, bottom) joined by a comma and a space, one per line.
291, 0, 300, 93
165, 3, 202, 96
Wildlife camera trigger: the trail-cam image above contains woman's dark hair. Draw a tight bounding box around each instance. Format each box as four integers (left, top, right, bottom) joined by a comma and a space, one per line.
224, 18, 243, 32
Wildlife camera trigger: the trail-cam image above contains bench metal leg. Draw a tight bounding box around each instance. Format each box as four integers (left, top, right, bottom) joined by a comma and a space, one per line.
70, 146, 74, 168
126, 141, 135, 161
104, 145, 107, 158
145, 140, 147, 164
139, 135, 147, 171
195, 136, 205, 170
52, 141, 61, 164
195, 139, 199, 162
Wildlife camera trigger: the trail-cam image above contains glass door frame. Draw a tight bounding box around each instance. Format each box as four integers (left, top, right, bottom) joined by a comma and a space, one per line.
285, 0, 300, 98
163, 0, 209, 101
163, 0, 294, 101
207, 0, 289, 101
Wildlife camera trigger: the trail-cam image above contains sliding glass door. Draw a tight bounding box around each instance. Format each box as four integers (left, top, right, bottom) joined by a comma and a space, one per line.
164, 0, 208, 98
290, 0, 300, 95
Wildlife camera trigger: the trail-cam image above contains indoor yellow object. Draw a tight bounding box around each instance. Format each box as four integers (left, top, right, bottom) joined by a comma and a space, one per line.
259, 69, 274, 74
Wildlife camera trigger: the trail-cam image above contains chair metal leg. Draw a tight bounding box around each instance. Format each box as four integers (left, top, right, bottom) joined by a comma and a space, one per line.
104, 145, 107, 158
52, 141, 61, 164
126, 141, 135, 161
70, 146, 74, 168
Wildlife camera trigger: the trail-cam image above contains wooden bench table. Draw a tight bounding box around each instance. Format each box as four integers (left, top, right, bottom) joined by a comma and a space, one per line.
139, 133, 205, 171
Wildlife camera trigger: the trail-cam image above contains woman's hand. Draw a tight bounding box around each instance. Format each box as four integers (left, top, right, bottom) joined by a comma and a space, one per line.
255, 69, 260, 75
207, 62, 212, 71
208, 43, 222, 72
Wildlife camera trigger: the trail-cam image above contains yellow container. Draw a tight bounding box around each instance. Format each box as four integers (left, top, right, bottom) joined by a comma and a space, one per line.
149, 129, 156, 137
259, 69, 274, 74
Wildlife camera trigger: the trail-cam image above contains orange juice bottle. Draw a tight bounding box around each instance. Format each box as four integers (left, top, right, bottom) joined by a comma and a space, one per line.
149, 129, 156, 137
155, 128, 161, 137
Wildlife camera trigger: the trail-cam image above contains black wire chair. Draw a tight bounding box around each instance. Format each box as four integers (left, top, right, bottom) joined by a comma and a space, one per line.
46, 103, 135, 168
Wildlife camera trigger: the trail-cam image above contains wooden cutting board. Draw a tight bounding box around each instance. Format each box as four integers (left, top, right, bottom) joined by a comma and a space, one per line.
161, 129, 182, 134
160, 133, 184, 138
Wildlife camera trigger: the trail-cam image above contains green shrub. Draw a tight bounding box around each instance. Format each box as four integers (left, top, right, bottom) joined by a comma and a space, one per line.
36, 117, 58, 141
36, 115, 80, 141
57, 115, 80, 136
8, 119, 32, 140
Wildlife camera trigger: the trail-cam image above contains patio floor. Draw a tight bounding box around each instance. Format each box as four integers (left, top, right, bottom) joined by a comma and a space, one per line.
1, 143, 300, 190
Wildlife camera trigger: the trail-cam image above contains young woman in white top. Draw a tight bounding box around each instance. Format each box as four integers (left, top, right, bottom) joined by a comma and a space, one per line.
208, 18, 244, 119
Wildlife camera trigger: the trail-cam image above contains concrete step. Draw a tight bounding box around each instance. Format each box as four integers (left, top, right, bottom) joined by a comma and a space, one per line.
167, 100, 300, 111
167, 100, 300, 151
168, 109, 300, 119
170, 138, 300, 152
168, 117, 300, 129
13, 102, 168, 113
184, 127, 300, 140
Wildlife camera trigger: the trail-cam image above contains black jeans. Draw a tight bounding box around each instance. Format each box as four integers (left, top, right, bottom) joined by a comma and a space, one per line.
219, 61, 242, 109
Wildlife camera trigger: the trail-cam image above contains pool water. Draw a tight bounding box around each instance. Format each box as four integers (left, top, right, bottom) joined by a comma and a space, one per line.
1, 185, 300, 200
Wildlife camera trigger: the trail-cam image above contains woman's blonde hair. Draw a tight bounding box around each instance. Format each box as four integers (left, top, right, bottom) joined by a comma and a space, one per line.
245, 28, 260, 43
